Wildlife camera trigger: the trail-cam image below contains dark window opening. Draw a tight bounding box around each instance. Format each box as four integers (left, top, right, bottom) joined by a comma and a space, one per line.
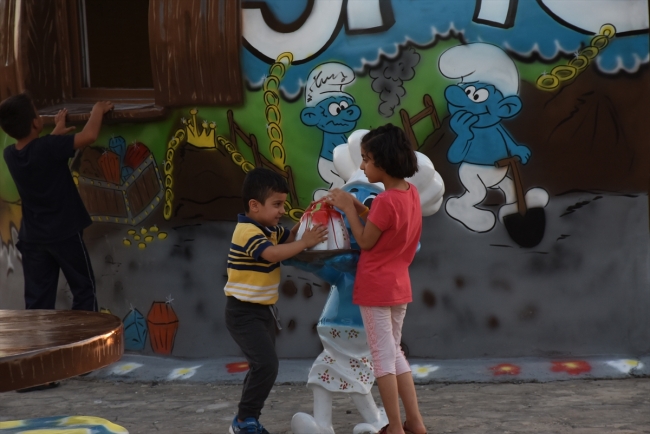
79, 0, 152, 89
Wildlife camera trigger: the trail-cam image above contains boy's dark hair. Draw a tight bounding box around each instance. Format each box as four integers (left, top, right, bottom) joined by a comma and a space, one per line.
361, 123, 418, 178
0, 93, 38, 140
242, 167, 290, 212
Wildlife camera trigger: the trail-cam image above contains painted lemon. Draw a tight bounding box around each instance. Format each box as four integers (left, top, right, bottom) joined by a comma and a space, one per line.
158, 232, 168, 240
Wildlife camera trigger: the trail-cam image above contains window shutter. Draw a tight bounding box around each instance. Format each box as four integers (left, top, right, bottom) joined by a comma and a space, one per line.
15, 0, 67, 108
149, 0, 243, 107
0, 0, 20, 101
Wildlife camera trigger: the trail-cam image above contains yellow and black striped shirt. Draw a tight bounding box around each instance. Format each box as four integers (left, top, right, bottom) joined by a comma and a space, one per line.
224, 214, 289, 305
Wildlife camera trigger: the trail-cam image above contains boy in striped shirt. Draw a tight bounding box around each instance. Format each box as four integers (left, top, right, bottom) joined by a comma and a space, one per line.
225, 168, 327, 434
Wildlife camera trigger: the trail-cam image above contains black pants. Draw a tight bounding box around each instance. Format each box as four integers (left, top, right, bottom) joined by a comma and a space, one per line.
17, 231, 98, 312
225, 296, 278, 419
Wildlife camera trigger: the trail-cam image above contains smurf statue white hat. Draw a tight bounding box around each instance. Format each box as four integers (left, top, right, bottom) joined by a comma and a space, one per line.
305, 62, 356, 107
333, 129, 446, 216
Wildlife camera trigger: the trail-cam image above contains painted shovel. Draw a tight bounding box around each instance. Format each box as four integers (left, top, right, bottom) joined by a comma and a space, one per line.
496, 156, 545, 248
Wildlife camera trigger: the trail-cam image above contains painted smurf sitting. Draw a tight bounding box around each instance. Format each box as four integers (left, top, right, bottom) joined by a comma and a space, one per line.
285, 130, 445, 434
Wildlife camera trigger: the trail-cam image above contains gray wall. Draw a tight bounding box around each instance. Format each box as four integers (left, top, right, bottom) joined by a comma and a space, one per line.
1, 192, 647, 359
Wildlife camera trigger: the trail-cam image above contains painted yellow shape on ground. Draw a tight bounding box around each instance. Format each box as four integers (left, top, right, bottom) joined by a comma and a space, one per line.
61, 416, 127, 432
168, 365, 202, 380
411, 364, 440, 378
607, 359, 644, 373
0, 416, 129, 433
111, 362, 143, 375
14, 430, 90, 434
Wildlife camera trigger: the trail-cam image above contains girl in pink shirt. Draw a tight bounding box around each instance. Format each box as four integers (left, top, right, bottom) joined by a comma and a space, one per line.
327, 124, 427, 434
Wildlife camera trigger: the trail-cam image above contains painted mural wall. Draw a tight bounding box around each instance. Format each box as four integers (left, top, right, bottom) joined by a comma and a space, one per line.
0, 0, 649, 360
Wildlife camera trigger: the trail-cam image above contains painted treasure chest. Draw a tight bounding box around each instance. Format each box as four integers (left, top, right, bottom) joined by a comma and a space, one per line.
70, 137, 164, 225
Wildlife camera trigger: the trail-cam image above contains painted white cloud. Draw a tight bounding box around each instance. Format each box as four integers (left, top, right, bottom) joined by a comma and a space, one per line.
411, 364, 440, 379
606, 359, 644, 374
110, 362, 143, 376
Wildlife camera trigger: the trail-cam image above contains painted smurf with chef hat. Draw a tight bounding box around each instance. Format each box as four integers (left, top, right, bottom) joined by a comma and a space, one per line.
300, 62, 362, 200
287, 130, 445, 434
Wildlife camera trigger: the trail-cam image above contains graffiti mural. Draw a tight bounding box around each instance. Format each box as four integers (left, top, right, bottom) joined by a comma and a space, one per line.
0, 0, 648, 364
70, 137, 163, 226
439, 42, 550, 246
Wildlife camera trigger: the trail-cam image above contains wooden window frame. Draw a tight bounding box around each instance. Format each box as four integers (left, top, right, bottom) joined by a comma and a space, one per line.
1, 0, 243, 125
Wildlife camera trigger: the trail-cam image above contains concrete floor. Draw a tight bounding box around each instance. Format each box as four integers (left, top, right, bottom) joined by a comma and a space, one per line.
1, 377, 649, 433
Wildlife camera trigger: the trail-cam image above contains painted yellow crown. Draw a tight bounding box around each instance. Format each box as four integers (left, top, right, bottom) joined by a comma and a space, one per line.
184, 109, 216, 148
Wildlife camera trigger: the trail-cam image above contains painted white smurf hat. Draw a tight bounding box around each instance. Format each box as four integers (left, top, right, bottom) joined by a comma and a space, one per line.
438, 43, 519, 97
305, 62, 356, 107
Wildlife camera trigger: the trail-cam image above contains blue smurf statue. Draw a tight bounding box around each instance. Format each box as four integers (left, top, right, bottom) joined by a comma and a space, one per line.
286, 130, 445, 434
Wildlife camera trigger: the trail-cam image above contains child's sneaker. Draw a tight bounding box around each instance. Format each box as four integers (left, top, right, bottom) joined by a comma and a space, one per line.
229, 416, 270, 434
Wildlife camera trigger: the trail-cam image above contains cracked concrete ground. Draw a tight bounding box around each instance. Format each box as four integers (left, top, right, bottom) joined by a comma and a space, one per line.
1, 378, 649, 433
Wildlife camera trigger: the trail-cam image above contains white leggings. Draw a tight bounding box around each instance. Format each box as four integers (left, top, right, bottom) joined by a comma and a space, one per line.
360, 304, 410, 378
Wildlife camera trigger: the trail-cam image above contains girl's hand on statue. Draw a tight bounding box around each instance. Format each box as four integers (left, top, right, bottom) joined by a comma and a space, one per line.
326, 189, 354, 213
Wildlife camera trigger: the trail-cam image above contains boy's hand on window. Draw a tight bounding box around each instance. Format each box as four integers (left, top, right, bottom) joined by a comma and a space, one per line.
51, 109, 76, 135
92, 101, 114, 115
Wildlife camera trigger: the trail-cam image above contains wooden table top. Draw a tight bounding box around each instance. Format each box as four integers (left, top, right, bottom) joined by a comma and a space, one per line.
0, 310, 123, 392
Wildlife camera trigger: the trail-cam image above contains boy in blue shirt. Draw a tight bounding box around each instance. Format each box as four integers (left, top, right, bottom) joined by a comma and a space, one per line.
1, 93, 113, 312
225, 168, 327, 434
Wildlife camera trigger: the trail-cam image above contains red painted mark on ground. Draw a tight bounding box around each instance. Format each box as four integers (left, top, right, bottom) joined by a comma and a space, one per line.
226, 361, 249, 373
489, 363, 521, 376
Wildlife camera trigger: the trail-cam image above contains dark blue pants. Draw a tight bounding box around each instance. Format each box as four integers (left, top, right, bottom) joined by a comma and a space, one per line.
17, 232, 98, 312
225, 296, 278, 419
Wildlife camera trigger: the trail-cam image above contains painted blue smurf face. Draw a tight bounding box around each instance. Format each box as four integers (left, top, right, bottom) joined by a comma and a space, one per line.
444, 83, 522, 128
341, 182, 383, 250
300, 95, 361, 134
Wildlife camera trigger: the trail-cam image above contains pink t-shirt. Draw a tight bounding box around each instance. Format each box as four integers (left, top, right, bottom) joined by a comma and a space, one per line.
353, 183, 422, 306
